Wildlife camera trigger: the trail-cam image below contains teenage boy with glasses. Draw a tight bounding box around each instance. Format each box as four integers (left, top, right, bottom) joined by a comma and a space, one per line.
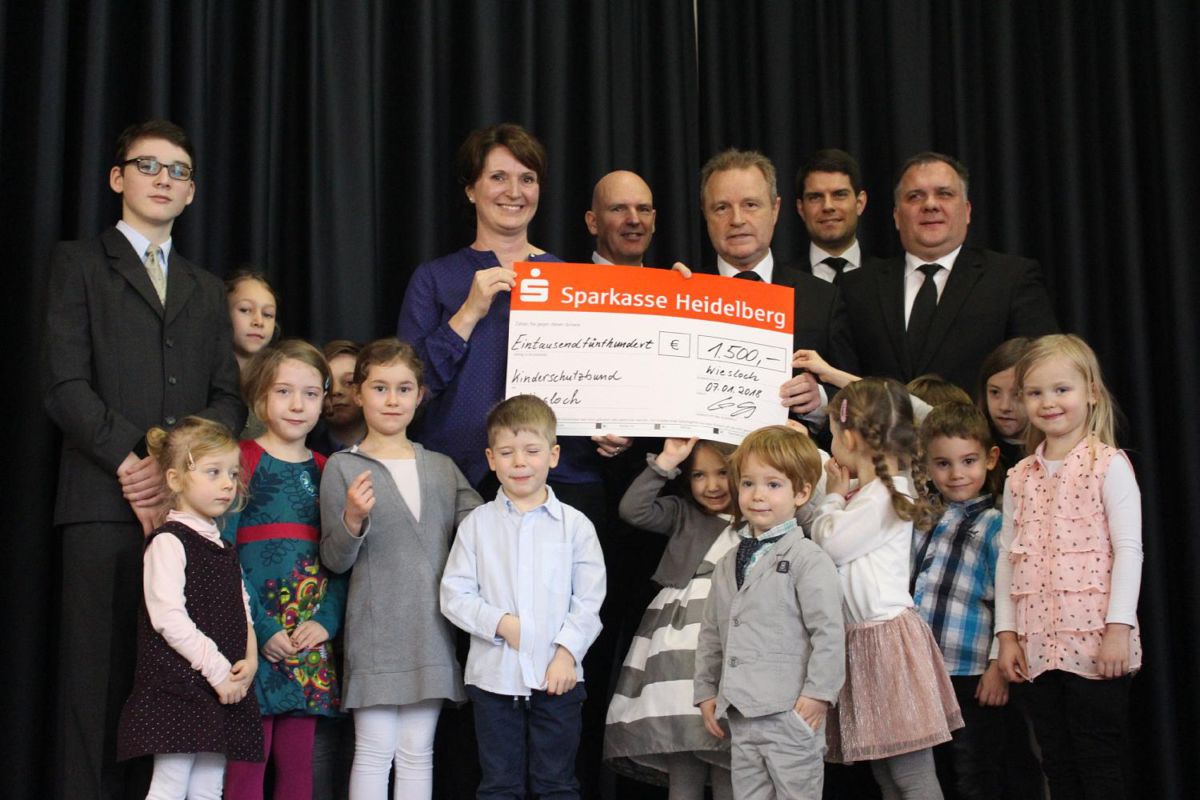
43, 118, 245, 799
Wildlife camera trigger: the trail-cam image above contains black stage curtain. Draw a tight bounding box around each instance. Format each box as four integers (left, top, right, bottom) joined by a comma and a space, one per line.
4, 1, 1197, 797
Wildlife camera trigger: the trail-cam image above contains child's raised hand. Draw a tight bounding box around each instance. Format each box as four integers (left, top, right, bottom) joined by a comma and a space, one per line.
655, 437, 698, 471
544, 645, 578, 696
343, 470, 375, 534
824, 456, 852, 497
975, 660, 1009, 707
291, 620, 330, 651
1097, 623, 1132, 679
698, 698, 725, 740
791, 349, 832, 380
996, 631, 1030, 683
793, 695, 828, 732
261, 630, 297, 663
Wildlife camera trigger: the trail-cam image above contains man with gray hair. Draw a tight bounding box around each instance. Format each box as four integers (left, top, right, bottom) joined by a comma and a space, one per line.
700, 148, 858, 417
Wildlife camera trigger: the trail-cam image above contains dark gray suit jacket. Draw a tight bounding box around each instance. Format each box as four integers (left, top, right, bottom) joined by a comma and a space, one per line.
43, 226, 245, 524
838, 248, 1058, 394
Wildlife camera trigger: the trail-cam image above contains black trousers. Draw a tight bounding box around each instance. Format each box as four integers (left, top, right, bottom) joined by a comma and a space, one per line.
55, 522, 151, 800
1023, 670, 1131, 800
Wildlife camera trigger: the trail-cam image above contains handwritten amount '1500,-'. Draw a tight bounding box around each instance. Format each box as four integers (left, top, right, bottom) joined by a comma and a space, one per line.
705, 395, 757, 419
705, 340, 762, 366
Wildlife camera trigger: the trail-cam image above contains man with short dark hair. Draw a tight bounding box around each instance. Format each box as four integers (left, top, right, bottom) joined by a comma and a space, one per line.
795, 148, 871, 284
43, 119, 244, 799
839, 152, 1058, 394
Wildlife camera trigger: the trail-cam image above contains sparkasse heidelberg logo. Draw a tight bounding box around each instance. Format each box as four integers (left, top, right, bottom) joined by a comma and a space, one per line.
518, 267, 550, 303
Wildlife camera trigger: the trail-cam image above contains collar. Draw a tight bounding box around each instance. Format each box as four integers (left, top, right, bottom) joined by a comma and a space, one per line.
736, 516, 797, 541
809, 239, 861, 269
591, 251, 613, 265
116, 219, 173, 266
904, 244, 963, 276
717, 249, 774, 282
1033, 435, 1092, 468
946, 493, 994, 518
167, 508, 219, 538
497, 483, 563, 519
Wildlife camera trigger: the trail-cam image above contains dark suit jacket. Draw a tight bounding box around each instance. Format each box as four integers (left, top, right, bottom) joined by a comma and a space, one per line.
838, 247, 1058, 394
773, 262, 860, 375
43, 226, 245, 524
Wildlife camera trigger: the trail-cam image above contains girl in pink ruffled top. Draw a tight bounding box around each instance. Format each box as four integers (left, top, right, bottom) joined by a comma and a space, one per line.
996, 334, 1142, 799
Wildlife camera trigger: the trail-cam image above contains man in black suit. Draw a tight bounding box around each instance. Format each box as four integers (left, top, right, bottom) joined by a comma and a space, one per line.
795, 148, 874, 284
43, 119, 244, 799
700, 148, 858, 418
839, 152, 1058, 394
585, 170, 656, 267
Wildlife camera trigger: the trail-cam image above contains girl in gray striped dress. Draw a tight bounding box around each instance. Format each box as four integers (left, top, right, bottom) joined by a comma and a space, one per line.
604, 437, 736, 799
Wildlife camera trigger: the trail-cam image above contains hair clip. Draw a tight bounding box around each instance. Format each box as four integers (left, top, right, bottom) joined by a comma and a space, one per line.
839, 398, 848, 424
186, 450, 196, 471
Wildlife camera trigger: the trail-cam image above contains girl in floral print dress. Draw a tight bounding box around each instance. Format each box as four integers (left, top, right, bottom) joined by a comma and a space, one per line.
223, 340, 347, 800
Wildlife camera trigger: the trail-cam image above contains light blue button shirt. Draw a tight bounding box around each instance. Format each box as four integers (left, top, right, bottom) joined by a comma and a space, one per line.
116, 219, 173, 276
440, 485, 606, 696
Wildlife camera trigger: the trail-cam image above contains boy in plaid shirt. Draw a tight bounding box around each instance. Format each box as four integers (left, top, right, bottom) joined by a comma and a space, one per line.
911, 403, 1010, 800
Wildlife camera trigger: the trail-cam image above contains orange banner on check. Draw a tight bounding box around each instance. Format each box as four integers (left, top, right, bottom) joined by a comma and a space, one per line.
511, 262, 794, 334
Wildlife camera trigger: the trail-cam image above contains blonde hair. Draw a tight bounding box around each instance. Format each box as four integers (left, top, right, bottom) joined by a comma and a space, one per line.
241, 339, 331, 422
487, 394, 557, 447
728, 426, 822, 526
1014, 333, 1116, 453
828, 378, 937, 530
146, 416, 246, 516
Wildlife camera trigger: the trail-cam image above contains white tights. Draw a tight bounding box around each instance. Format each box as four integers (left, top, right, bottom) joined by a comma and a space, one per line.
146, 752, 226, 800
349, 699, 442, 799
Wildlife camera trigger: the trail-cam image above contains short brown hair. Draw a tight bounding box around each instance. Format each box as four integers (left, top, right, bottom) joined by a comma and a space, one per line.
486, 395, 557, 447
323, 339, 362, 362
919, 402, 1001, 500
146, 416, 245, 517
700, 148, 778, 204
905, 374, 972, 408
241, 339, 331, 422
353, 338, 424, 388
114, 119, 196, 173
456, 123, 547, 187
728, 426, 821, 525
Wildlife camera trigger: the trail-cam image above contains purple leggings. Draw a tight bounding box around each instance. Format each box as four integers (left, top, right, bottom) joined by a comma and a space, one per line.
224, 714, 317, 800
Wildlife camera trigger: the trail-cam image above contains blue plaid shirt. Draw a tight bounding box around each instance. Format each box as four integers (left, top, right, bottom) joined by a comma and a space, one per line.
911, 495, 1000, 676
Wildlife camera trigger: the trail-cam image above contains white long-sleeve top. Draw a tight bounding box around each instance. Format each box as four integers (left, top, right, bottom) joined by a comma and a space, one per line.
144, 510, 252, 687
810, 476, 915, 624
440, 487, 606, 696
994, 452, 1142, 632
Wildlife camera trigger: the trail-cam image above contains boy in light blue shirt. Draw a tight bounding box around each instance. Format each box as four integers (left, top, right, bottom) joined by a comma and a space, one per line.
441, 395, 606, 798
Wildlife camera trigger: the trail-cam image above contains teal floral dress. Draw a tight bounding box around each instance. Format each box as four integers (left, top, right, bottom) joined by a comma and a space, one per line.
224, 440, 346, 717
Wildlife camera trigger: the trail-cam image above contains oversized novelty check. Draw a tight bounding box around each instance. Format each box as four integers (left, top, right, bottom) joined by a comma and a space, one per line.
506, 262, 794, 444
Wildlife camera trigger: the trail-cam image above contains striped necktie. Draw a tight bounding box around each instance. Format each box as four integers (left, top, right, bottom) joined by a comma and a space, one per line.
145, 246, 167, 305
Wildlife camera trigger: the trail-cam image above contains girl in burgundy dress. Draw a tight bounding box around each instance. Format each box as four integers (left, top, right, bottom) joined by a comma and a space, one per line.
117, 417, 262, 799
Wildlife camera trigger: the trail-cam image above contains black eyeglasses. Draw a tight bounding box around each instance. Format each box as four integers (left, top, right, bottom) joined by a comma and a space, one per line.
119, 156, 194, 181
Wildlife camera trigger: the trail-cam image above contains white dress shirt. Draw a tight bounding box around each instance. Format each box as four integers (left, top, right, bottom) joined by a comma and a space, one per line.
717, 249, 774, 282
809, 240, 862, 283
903, 245, 962, 327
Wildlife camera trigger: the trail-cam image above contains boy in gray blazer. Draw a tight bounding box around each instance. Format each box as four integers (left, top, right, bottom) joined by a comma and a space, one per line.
694, 426, 845, 799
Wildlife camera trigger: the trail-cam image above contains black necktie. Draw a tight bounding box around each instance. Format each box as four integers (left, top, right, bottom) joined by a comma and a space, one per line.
821, 256, 849, 284
907, 263, 943, 365
732, 270, 762, 281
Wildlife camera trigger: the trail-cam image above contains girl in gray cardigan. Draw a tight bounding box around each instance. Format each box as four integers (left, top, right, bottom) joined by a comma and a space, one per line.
318, 339, 481, 799
603, 437, 736, 800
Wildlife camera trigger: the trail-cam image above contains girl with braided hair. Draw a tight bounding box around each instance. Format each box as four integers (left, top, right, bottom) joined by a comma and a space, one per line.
811, 378, 962, 799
